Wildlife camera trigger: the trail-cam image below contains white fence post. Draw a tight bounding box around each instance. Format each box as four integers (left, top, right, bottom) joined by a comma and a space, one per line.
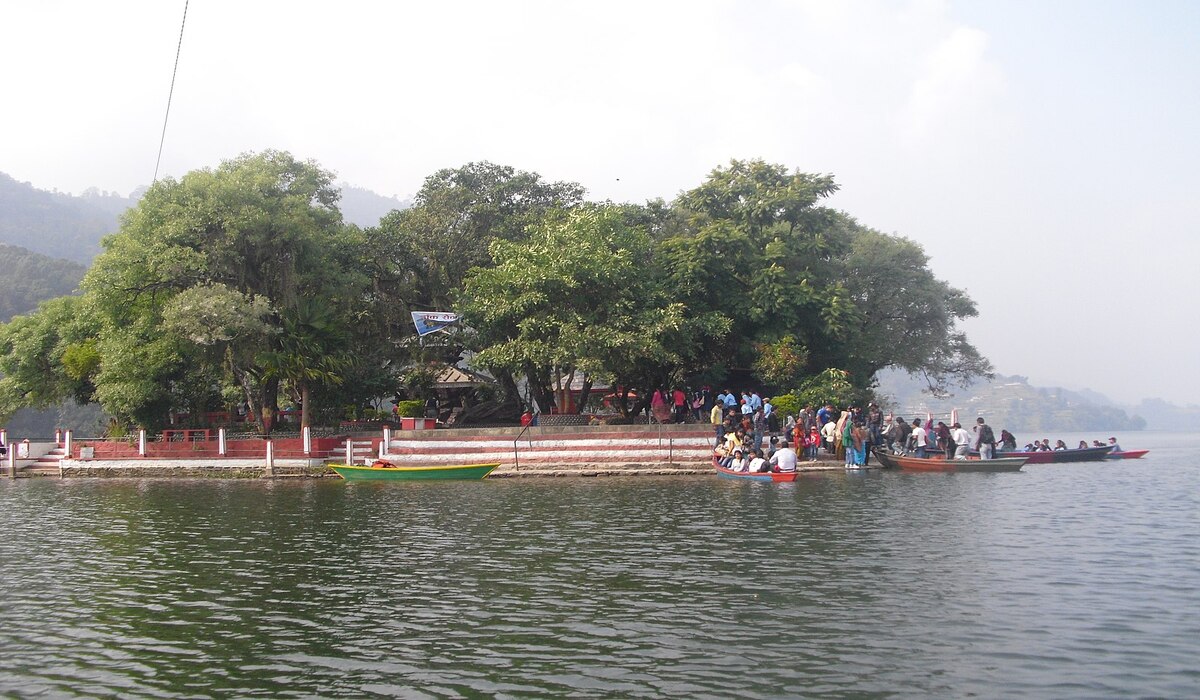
138, 429, 147, 457
64, 430, 72, 459
218, 427, 227, 456
265, 440, 275, 476
345, 439, 353, 465
303, 426, 311, 455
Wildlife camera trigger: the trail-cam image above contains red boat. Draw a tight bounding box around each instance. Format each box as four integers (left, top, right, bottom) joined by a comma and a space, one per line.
712, 455, 798, 482
993, 445, 1112, 463
1106, 449, 1149, 460
873, 450, 1026, 472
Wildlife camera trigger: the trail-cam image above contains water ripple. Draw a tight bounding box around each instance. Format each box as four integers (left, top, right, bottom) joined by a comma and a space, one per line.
1, 438, 1198, 697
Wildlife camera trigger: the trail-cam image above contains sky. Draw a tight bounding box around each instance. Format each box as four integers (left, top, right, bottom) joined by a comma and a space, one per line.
1, 0, 1197, 406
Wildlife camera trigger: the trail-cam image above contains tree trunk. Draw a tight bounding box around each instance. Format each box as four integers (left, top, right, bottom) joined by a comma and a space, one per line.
300, 381, 310, 429
577, 375, 594, 415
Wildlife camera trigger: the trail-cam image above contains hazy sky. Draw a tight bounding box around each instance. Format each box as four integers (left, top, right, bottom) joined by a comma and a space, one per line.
2, 1, 1197, 405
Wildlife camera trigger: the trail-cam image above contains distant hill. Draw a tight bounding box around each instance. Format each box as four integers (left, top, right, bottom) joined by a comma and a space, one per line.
0, 172, 130, 264
1129, 398, 1200, 432
0, 173, 408, 266
0, 243, 87, 321
337, 183, 411, 227
874, 369, 1147, 432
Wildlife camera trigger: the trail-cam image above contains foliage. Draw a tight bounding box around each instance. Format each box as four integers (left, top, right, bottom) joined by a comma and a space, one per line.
752, 335, 808, 388
394, 400, 424, 418
769, 393, 802, 418
794, 368, 861, 410
0, 155, 992, 431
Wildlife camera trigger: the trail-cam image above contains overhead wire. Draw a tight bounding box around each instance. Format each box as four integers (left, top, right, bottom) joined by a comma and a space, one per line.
153, 0, 190, 184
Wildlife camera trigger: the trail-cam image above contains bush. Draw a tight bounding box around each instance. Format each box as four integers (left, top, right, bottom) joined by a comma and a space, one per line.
770, 393, 802, 418
394, 400, 424, 418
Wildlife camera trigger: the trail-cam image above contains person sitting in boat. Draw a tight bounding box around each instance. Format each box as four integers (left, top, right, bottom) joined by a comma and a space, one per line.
729, 448, 748, 472
1037, 440, 1052, 451
999, 430, 1017, 451
770, 439, 799, 473
723, 429, 744, 454
1108, 437, 1122, 452
1078, 440, 1089, 449
1092, 440, 1105, 448
748, 449, 768, 473
1054, 440, 1068, 451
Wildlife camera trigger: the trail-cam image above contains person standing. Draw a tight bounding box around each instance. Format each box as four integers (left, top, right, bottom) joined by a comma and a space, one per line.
866, 403, 884, 451
951, 422, 971, 459
751, 407, 767, 452
909, 418, 928, 458
973, 417, 995, 460
711, 402, 726, 446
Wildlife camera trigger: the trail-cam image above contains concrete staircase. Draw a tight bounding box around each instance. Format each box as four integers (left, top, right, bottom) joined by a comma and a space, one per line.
19, 445, 67, 476
381, 425, 717, 475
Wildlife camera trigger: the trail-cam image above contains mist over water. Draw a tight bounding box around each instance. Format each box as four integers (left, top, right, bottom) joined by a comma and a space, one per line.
1, 432, 1197, 697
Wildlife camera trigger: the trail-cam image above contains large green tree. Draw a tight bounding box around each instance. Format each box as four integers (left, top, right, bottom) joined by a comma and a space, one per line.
80, 150, 355, 432
458, 206, 727, 413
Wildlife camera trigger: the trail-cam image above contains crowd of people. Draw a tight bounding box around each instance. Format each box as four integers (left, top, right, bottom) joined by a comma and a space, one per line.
706, 388, 1132, 472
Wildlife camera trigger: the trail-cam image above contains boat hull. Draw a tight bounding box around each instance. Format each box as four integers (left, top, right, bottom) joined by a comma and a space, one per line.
873, 450, 1026, 472
329, 462, 499, 481
994, 445, 1112, 463
713, 456, 798, 482
1106, 449, 1149, 460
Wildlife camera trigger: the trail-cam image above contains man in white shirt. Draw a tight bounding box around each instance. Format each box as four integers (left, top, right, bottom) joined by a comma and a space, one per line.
950, 422, 971, 459
909, 418, 929, 458
769, 439, 799, 473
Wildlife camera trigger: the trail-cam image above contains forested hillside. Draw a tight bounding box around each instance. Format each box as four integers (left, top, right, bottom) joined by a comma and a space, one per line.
0, 172, 128, 263
875, 369, 1147, 432
0, 244, 87, 321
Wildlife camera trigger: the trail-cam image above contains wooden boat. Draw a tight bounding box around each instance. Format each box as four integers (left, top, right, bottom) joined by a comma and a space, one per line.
712, 455, 798, 482
873, 450, 1027, 472
992, 445, 1112, 464
329, 461, 499, 481
1106, 449, 1149, 460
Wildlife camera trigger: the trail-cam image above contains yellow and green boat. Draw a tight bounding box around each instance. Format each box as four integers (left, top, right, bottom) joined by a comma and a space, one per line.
328, 461, 500, 481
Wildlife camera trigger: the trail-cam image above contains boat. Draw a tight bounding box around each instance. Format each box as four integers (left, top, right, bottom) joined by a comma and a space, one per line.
1106, 449, 1149, 460
328, 461, 499, 481
712, 455, 798, 482
873, 450, 1027, 472
990, 445, 1113, 464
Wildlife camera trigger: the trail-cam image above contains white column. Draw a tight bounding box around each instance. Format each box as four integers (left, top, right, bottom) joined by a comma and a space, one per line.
382, 426, 391, 451
55, 429, 62, 445
218, 428, 227, 456
345, 438, 353, 465
6, 445, 14, 478
64, 430, 72, 459
265, 440, 275, 474
138, 429, 147, 456
302, 426, 311, 455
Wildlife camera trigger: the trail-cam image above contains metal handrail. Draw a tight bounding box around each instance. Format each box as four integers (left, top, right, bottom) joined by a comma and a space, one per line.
512, 421, 535, 471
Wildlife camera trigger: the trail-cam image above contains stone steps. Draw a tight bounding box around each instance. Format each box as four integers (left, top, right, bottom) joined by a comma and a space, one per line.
383, 431, 719, 468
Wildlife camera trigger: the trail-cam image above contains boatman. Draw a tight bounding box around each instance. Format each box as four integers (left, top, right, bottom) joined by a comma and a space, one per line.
769, 439, 799, 473
973, 417, 996, 460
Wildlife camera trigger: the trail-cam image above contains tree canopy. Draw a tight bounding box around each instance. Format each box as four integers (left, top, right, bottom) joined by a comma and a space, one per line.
0, 152, 991, 431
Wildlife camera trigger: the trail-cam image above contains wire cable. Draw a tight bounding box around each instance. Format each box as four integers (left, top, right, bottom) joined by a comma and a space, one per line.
153, 0, 190, 183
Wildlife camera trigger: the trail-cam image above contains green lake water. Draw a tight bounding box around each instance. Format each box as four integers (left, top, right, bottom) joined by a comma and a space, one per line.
1, 432, 1197, 698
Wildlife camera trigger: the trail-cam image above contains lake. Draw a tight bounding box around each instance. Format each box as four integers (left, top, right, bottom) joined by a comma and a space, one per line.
1, 432, 1197, 698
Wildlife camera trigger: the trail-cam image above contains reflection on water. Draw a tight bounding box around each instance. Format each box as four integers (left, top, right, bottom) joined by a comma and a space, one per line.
1, 433, 1197, 697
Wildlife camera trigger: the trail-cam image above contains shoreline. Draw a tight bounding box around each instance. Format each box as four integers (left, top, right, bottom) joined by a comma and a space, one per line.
17, 456, 862, 479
